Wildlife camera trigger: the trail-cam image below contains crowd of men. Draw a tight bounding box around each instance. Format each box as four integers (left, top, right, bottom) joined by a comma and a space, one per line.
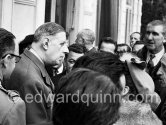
0, 19, 166, 125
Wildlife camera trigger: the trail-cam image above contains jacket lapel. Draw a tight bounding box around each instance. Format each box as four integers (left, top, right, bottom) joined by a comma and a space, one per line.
137, 46, 148, 61
23, 49, 55, 92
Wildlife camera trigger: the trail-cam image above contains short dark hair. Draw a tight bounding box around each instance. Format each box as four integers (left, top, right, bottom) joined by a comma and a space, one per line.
53, 68, 120, 125
34, 22, 65, 43
68, 43, 87, 54
73, 52, 138, 96
19, 34, 34, 54
0, 28, 15, 58
116, 44, 131, 53
98, 37, 117, 50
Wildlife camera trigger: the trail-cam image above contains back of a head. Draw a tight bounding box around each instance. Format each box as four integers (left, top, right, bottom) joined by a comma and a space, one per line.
98, 37, 116, 50
117, 44, 131, 53
77, 29, 95, 44
73, 52, 124, 91
34, 22, 65, 43
0, 28, 15, 58
53, 68, 120, 125
73, 52, 138, 95
68, 43, 87, 54
19, 34, 34, 54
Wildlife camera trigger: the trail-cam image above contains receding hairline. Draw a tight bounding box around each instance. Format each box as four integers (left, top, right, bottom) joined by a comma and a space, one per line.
130, 32, 141, 37
34, 22, 65, 42
147, 21, 166, 36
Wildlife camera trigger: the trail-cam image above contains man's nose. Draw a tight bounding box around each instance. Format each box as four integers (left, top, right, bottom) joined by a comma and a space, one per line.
147, 33, 153, 40
63, 45, 69, 54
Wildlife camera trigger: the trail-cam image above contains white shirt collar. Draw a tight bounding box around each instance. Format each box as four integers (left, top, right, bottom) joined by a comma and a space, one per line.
87, 46, 94, 51
57, 64, 64, 74
30, 48, 44, 64
147, 47, 165, 66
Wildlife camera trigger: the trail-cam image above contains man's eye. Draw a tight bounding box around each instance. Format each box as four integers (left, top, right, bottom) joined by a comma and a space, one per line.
8, 55, 14, 59
68, 60, 75, 64
60, 42, 65, 46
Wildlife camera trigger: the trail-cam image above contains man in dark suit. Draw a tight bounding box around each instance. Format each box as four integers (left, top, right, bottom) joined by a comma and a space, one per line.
6, 22, 69, 125
75, 29, 97, 53
137, 20, 166, 124
137, 20, 166, 95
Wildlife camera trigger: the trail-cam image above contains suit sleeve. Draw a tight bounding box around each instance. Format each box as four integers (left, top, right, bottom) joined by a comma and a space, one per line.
2, 98, 26, 125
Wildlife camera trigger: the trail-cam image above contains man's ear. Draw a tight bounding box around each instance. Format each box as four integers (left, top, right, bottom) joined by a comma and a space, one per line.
0, 59, 7, 69
122, 86, 129, 96
42, 37, 49, 50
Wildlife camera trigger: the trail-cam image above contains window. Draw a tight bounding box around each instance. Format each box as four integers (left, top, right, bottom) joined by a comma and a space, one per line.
55, 0, 67, 29
45, 0, 67, 29
45, 0, 52, 22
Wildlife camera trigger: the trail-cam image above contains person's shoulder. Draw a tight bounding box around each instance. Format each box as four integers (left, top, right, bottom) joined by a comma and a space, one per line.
0, 87, 25, 123
0, 86, 24, 105
14, 53, 41, 78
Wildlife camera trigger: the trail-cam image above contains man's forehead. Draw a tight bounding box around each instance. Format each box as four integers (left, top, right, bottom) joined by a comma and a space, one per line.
50, 32, 66, 43
147, 25, 163, 31
54, 32, 66, 39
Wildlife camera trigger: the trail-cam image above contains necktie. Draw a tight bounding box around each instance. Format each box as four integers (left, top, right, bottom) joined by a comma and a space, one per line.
147, 54, 155, 74
53, 68, 58, 77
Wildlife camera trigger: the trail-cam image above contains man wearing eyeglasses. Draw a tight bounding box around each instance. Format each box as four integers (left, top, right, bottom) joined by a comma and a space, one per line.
6, 22, 69, 125
0, 28, 25, 125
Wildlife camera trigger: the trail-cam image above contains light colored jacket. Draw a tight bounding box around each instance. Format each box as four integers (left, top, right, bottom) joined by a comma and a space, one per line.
114, 100, 162, 125
0, 85, 26, 125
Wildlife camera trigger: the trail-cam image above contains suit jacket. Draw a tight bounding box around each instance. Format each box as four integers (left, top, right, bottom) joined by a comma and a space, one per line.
137, 46, 166, 95
155, 87, 166, 125
138, 45, 166, 124
46, 65, 67, 92
6, 49, 55, 125
86, 47, 97, 54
